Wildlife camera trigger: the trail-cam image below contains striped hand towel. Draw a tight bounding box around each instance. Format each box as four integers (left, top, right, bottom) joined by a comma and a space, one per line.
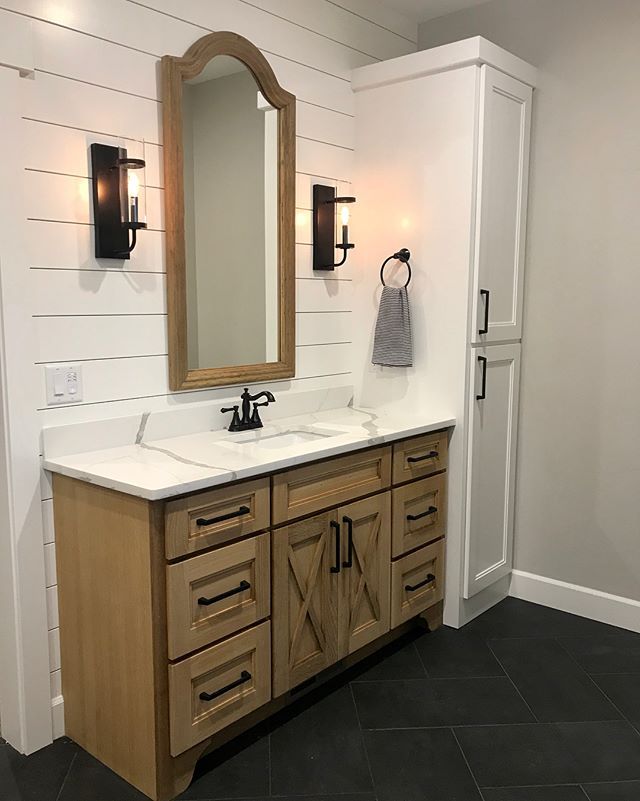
371, 285, 413, 367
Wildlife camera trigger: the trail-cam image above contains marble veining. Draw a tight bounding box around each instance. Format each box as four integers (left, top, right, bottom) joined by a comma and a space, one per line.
43, 403, 455, 501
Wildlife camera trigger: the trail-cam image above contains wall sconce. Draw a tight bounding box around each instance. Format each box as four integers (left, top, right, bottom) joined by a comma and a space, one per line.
90, 143, 147, 259
312, 184, 356, 270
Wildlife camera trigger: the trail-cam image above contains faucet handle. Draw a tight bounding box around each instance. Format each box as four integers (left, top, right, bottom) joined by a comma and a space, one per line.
221, 405, 241, 431
250, 403, 268, 428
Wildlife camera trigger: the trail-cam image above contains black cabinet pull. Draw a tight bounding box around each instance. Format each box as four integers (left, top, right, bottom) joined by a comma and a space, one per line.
330, 520, 341, 573
479, 288, 490, 335
199, 670, 251, 702
407, 506, 437, 522
407, 450, 439, 463
196, 505, 250, 527
476, 356, 488, 400
405, 574, 436, 592
198, 580, 251, 607
342, 515, 353, 568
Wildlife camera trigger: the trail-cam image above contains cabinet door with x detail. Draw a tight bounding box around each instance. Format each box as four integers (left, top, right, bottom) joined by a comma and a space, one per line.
272, 511, 339, 696
338, 493, 391, 658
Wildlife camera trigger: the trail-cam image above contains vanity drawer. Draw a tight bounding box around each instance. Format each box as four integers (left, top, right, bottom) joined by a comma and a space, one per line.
390, 539, 444, 628
392, 431, 448, 484
165, 478, 270, 559
169, 621, 271, 756
167, 533, 270, 659
391, 474, 447, 557
272, 446, 391, 524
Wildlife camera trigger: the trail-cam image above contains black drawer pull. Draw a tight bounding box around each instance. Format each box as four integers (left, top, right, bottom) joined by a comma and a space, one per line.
199, 670, 251, 702
342, 515, 354, 568
407, 506, 437, 522
479, 288, 490, 335
407, 450, 439, 463
405, 574, 436, 592
330, 520, 341, 573
196, 505, 250, 527
476, 356, 488, 401
198, 580, 251, 607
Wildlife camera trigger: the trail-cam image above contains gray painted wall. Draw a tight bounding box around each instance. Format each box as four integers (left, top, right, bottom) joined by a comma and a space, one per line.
420, 0, 640, 602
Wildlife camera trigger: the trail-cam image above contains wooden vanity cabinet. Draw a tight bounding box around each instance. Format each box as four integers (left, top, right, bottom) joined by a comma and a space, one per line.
53, 430, 449, 801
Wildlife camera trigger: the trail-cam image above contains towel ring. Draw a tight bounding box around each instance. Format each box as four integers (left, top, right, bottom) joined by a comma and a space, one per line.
380, 248, 412, 288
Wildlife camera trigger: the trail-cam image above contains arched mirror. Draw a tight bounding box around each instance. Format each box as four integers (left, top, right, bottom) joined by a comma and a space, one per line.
162, 32, 296, 390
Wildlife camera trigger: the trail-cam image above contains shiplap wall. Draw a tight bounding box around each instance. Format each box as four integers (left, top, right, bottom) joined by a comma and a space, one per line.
3, 0, 416, 731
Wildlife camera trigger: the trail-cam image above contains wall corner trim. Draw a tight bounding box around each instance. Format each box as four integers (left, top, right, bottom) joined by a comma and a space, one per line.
0, 10, 35, 76
51, 695, 65, 740
510, 569, 640, 634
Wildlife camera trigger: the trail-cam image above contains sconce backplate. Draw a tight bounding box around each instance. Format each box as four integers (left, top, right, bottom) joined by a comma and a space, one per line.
90, 143, 131, 260
312, 183, 337, 271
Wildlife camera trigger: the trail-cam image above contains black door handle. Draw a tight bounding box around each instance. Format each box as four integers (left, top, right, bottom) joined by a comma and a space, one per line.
196, 505, 250, 527
330, 520, 341, 573
405, 574, 436, 592
479, 288, 490, 335
407, 506, 437, 522
407, 451, 439, 463
476, 356, 488, 400
342, 515, 353, 568
198, 580, 251, 606
199, 670, 251, 702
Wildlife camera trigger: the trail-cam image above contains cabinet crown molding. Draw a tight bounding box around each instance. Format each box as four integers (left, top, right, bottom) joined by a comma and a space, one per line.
352, 36, 537, 94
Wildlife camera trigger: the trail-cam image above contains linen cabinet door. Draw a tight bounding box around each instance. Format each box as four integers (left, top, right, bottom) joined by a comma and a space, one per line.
339, 493, 391, 657
471, 66, 532, 345
464, 344, 521, 598
272, 512, 339, 696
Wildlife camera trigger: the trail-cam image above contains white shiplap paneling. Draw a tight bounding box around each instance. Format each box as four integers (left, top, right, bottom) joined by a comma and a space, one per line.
27, 220, 166, 273
32, 270, 166, 317
329, 0, 417, 43
24, 120, 164, 186
297, 312, 352, 345
41, 499, 55, 544
34, 315, 168, 363
26, 172, 164, 230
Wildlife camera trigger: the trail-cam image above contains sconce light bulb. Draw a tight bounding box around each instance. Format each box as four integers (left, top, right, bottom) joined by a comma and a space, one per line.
128, 171, 140, 198
340, 205, 350, 226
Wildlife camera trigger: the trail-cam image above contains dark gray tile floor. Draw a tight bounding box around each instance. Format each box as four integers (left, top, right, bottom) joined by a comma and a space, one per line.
2, 598, 640, 801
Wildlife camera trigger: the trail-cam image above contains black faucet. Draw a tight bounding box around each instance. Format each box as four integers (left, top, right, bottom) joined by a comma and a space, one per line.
221, 388, 276, 432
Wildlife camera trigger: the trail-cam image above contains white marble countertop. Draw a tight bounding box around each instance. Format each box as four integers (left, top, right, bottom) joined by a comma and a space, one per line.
42, 405, 455, 501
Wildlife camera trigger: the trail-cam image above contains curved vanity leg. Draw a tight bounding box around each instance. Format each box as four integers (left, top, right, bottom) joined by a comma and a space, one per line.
154, 742, 212, 801
419, 601, 444, 633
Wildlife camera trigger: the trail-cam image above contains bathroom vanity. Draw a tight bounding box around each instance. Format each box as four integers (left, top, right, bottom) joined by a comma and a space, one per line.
39, 25, 535, 801
46, 406, 453, 800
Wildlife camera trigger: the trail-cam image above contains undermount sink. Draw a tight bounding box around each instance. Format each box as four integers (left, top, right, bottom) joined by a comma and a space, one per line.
221, 427, 343, 450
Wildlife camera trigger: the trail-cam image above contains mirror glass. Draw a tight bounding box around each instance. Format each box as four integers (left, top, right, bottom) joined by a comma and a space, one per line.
182, 56, 279, 370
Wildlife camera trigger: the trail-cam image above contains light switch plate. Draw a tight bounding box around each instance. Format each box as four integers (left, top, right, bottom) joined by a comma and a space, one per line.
45, 364, 83, 405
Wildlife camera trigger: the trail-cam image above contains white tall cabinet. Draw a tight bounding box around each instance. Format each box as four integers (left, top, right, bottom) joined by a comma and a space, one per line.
352, 38, 536, 626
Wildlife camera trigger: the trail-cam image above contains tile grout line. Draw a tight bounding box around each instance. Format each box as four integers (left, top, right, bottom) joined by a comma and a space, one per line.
412, 639, 430, 678
450, 726, 486, 801
481, 781, 588, 789
53, 750, 77, 801
485, 639, 540, 723
349, 718, 640, 732
554, 636, 640, 736
349, 682, 378, 801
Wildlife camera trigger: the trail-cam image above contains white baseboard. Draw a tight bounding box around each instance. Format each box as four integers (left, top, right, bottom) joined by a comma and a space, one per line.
51, 695, 65, 739
510, 570, 640, 634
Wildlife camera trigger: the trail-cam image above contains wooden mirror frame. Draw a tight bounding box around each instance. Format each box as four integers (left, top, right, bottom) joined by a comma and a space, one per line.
162, 32, 296, 391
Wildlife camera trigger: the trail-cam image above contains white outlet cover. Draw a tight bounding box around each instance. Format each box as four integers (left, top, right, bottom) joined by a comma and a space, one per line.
45, 364, 83, 405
